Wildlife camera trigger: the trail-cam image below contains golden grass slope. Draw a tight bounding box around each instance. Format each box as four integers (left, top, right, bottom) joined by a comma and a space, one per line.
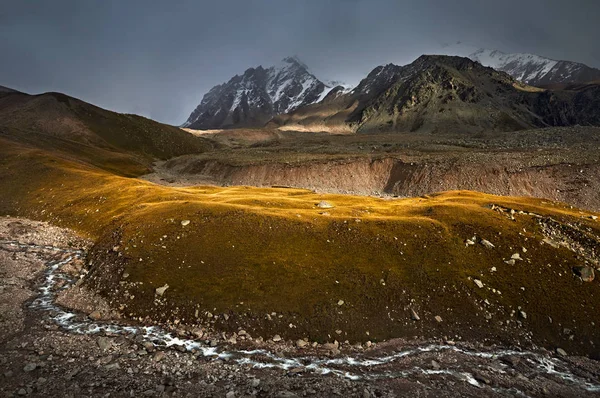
1, 138, 600, 356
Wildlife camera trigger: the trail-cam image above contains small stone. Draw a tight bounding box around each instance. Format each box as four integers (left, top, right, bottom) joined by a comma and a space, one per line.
153, 351, 166, 362
519, 310, 527, 319
323, 341, 339, 350
337, 300, 344, 306
316, 201, 334, 209
17, 389, 26, 396
181, 220, 190, 226
490, 267, 497, 272
97, 337, 112, 351
251, 378, 261, 388
143, 341, 155, 352
155, 284, 169, 296
226, 391, 236, 398
504, 259, 516, 265
556, 348, 568, 357
89, 310, 102, 320
511, 253, 523, 261
474, 279, 484, 288
431, 360, 441, 370
276, 391, 299, 398
410, 308, 420, 321
296, 339, 308, 348
191, 328, 204, 339
590, 215, 598, 220
573, 266, 595, 282
23, 363, 37, 372
480, 239, 495, 249
272, 335, 282, 342
542, 238, 560, 248
434, 315, 442, 323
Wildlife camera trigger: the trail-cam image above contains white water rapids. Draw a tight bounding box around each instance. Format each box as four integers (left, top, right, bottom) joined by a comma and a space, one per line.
4, 240, 600, 395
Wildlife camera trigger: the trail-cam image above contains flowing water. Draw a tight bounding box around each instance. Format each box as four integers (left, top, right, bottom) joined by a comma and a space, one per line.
3, 239, 599, 396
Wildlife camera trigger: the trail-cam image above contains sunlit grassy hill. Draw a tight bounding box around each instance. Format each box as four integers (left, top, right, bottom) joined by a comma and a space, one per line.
1, 136, 599, 356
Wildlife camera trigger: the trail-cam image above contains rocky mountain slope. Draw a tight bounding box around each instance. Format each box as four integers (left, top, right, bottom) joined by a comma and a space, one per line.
272, 55, 600, 134
183, 57, 336, 129
469, 48, 600, 86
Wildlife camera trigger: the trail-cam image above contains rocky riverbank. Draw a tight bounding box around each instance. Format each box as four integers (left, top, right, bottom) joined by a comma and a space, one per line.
2, 216, 600, 397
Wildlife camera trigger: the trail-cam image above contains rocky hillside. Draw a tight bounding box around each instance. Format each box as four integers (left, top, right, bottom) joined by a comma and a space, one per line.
0, 90, 213, 176
272, 55, 600, 134
0, 85, 18, 93
183, 57, 336, 129
469, 48, 600, 86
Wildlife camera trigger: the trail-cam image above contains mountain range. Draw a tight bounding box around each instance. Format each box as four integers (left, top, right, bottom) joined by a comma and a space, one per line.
184, 47, 600, 130
272, 55, 600, 134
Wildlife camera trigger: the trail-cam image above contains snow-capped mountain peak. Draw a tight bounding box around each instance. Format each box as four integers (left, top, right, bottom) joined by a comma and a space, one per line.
183, 57, 332, 129
469, 49, 558, 84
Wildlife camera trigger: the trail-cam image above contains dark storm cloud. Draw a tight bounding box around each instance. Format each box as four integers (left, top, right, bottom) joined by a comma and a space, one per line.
1, 0, 598, 124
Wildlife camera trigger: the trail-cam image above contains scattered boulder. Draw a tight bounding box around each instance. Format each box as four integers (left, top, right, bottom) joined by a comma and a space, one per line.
153, 351, 166, 362
434, 315, 443, 323
573, 266, 595, 282
474, 279, 484, 288
337, 300, 344, 306
272, 335, 282, 342
511, 253, 523, 261
181, 220, 190, 226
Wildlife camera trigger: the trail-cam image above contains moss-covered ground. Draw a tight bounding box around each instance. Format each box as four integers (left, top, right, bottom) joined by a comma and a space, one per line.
1, 137, 599, 357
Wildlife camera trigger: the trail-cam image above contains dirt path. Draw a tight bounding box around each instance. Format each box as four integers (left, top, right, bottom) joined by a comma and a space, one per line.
1, 217, 599, 397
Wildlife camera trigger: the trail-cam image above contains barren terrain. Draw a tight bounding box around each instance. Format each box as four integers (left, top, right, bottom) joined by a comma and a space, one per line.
145, 127, 600, 211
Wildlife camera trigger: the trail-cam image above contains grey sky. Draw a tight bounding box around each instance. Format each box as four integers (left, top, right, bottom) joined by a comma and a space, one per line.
1, 0, 599, 125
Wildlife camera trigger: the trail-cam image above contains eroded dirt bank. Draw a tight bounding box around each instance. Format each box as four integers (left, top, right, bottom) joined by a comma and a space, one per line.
2, 217, 600, 397
146, 154, 600, 211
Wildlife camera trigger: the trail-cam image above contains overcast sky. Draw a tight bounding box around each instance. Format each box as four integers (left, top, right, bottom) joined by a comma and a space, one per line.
1, 0, 599, 125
